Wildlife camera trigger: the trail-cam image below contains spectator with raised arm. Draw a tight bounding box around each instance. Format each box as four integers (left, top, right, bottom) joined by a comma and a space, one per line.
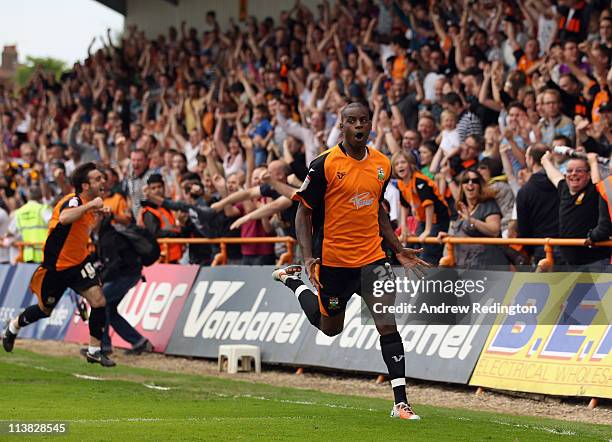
541, 150, 610, 269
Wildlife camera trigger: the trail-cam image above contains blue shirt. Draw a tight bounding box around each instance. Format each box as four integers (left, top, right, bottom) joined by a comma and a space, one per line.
250, 119, 273, 139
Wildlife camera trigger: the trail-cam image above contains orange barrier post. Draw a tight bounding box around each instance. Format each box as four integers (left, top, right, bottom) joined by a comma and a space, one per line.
439, 239, 456, 267
277, 239, 295, 266
212, 242, 228, 266
163, 243, 170, 263
537, 239, 555, 272
15, 243, 24, 263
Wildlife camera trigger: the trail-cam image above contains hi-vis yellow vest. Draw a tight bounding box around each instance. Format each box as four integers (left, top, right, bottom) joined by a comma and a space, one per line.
15, 201, 49, 262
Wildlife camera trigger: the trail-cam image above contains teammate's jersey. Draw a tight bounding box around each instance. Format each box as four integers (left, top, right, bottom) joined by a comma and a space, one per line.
43, 193, 95, 271
397, 172, 450, 224
293, 144, 391, 268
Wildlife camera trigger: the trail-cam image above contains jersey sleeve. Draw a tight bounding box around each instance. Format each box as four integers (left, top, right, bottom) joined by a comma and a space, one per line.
379, 156, 392, 203
292, 154, 328, 210
379, 176, 390, 203
60, 196, 81, 212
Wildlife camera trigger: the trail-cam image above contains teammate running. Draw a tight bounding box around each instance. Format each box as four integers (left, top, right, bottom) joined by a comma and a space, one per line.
273, 102, 429, 420
2, 162, 116, 367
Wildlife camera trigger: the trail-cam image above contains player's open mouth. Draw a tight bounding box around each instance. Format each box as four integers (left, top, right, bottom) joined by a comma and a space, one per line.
355, 132, 365, 141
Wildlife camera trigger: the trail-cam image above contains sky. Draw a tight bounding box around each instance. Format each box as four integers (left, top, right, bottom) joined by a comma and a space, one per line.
0, 0, 124, 67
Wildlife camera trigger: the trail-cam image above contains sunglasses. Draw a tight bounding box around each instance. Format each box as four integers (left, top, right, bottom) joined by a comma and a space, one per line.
461, 177, 480, 185
566, 168, 587, 174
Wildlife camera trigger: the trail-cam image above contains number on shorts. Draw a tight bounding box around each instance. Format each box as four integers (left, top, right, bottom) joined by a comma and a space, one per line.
81, 262, 96, 280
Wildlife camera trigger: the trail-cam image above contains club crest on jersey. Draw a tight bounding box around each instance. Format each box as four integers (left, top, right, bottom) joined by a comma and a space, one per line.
328, 297, 340, 309
350, 192, 374, 209
377, 166, 385, 181
336, 171, 347, 180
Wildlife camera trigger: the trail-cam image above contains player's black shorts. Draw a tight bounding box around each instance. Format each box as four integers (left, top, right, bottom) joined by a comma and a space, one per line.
30, 257, 101, 311
317, 258, 392, 317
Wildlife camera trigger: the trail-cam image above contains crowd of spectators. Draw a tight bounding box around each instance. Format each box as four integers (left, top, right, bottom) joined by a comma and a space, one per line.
1, 0, 612, 269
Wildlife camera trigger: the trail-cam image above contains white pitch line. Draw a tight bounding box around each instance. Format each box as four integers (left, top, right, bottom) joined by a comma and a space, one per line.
32, 365, 52, 371
491, 419, 577, 436
449, 416, 577, 436
143, 384, 172, 391
223, 393, 379, 412
73, 373, 105, 381
2, 359, 591, 435
0, 417, 307, 424
0, 414, 585, 435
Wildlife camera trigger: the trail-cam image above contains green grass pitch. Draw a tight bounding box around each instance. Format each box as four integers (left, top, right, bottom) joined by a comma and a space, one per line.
0, 349, 610, 441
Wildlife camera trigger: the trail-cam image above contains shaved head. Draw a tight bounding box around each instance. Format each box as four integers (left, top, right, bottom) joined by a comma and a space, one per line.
341, 102, 371, 121
267, 160, 289, 181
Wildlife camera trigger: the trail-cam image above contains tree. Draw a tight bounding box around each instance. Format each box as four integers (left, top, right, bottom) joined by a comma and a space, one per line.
15, 56, 68, 88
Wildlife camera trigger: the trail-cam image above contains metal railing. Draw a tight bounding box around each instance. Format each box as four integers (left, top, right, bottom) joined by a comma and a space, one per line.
12, 237, 296, 266
156, 237, 296, 266
405, 236, 612, 270
12, 236, 612, 269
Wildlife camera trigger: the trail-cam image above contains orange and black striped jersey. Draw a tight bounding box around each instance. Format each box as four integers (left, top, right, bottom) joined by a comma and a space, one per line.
397, 172, 450, 224
43, 193, 95, 271
293, 144, 391, 268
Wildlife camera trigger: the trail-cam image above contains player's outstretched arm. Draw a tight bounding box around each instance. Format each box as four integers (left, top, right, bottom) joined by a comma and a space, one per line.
378, 204, 407, 256
261, 172, 298, 199
59, 197, 104, 225
378, 205, 430, 277
210, 186, 262, 211
230, 196, 293, 230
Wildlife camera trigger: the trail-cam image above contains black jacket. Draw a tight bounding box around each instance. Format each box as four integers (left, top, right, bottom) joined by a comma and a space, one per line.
97, 218, 142, 282
160, 197, 242, 262
516, 170, 560, 241
588, 194, 612, 242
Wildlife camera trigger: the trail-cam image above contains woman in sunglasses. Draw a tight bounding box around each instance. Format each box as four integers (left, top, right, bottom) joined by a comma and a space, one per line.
392, 150, 450, 265
438, 169, 508, 269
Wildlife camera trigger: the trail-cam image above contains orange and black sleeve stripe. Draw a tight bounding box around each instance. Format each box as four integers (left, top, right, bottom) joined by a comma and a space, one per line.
292, 153, 328, 210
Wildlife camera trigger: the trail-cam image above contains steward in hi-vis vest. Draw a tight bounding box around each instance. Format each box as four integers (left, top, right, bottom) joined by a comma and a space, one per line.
139, 173, 184, 263
10, 187, 51, 263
